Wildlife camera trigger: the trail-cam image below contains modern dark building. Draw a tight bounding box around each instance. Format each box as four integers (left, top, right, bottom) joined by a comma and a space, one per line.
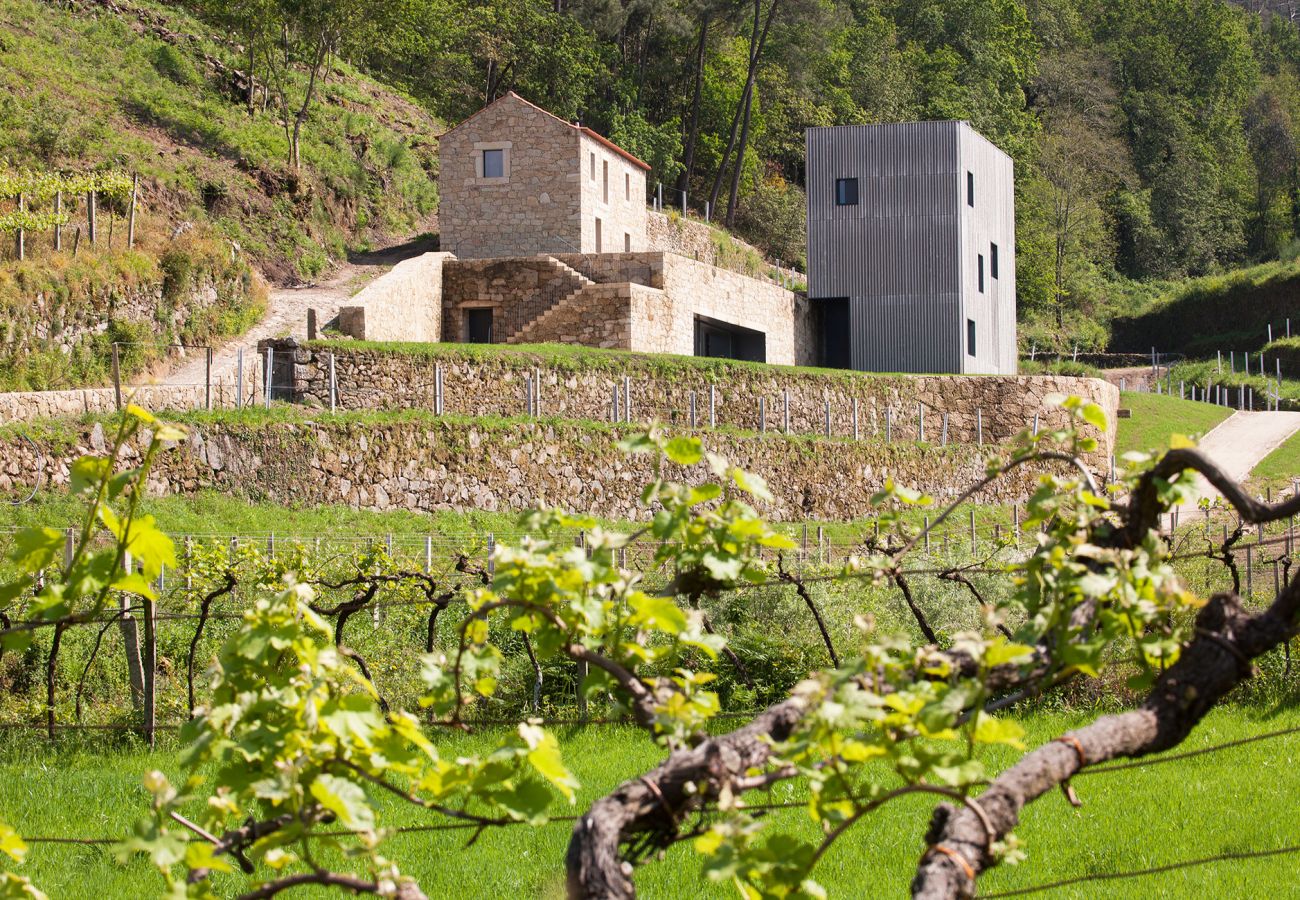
806, 121, 1016, 374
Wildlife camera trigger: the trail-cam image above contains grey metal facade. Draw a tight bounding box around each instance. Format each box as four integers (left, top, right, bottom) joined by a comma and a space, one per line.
806, 121, 1017, 374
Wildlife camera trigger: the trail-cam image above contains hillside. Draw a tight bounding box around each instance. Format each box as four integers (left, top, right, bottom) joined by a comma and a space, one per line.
1109, 258, 1300, 356
0, 0, 440, 284
0, 0, 444, 390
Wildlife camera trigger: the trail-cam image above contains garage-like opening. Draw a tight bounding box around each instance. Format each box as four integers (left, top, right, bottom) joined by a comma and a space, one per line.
817, 297, 851, 369
693, 315, 766, 362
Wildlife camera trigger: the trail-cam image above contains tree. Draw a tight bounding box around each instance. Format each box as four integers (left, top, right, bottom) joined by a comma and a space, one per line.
261, 0, 391, 171
1244, 82, 1299, 256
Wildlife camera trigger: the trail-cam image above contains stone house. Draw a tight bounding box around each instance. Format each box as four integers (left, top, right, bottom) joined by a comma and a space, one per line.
438, 92, 651, 259
340, 93, 819, 366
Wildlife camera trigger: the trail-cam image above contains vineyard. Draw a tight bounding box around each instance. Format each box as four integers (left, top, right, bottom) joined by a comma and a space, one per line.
0, 401, 1299, 898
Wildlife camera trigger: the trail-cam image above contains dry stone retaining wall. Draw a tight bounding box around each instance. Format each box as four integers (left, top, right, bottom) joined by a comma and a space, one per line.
278, 342, 1119, 467
0, 417, 1059, 521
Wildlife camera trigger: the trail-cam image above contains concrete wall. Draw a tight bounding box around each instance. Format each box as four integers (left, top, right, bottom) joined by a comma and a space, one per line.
1, 417, 1063, 521
579, 133, 648, 253
437, 94, 584, 258
338, 252, 450, 343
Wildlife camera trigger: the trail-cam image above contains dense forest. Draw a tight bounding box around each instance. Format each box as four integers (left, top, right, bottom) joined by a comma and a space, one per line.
192, 0, 1300, 346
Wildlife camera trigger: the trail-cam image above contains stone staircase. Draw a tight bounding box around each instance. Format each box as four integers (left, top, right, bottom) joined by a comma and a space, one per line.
508, 283, 595, 345
501, 257, 593, 342
507, 282, 637, 348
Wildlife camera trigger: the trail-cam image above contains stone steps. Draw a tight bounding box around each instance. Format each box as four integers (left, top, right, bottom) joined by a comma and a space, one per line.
504, 256, 593, 343
507, 281, 593, 345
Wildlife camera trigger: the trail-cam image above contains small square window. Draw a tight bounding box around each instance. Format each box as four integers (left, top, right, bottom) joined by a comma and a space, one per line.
835, 178, 859, 206
967, 172, 974, 207
991, 243, 999, 279
978, 254, 985, 293
967, 319, 977, 357
482, 149, 504, 179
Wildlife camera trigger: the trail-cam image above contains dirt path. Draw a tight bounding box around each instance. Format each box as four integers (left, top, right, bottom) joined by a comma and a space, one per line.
1174, 411, 1300, 514
160, 238, 433, 388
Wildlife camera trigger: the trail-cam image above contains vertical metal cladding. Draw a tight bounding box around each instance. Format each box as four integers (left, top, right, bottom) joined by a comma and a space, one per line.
806, 121, 1016, 375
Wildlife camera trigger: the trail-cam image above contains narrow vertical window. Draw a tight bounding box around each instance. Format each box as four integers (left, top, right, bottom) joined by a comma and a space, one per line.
625, 172, 630, 202
835, 178, 859, 206
595, 217, 602, 252
967, 172, 974, 207
967, 319, 977, 357
978, 254, 985, 293
603, 160, 609, 203
991, 243, 999, 279
482, 148, 504, 178
590, 152, 596, 180
624, 232, 631, 252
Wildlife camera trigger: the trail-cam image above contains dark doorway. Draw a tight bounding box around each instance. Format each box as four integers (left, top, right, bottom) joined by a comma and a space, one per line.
818, 298, 851, 369
466, 308, 493, 343
694, 316, 766, 362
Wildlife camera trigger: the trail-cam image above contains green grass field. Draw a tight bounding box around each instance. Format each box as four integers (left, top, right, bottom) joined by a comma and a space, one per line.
1249, 431, 1300, 494
2, 704, 1298, 898
1115, 391, 1233, 457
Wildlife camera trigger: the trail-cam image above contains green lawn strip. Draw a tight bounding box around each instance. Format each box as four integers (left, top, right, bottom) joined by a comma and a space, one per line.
1115, 391, 1233, 457
1247, 430, 1300, 494
1, 705, 1297, 897
1, 484, 1019, 554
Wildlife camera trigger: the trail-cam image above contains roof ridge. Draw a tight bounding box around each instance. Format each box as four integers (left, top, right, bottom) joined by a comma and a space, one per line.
439, 92, 651, 171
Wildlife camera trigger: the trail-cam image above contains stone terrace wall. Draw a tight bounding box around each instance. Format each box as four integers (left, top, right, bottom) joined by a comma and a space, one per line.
551, 252, 812, 365
0, 417, 1057, 521
0, 353, 264, 424
338, 252, 449, 343
279, 342, 1120, 468
646, 211, 804, 284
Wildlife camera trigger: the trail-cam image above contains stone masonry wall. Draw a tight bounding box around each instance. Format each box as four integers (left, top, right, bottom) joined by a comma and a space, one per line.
0, 417, 1061, 521
438, 94, 584, 258
280, 342, 1119, 469
338, 252, 449, 343
511, 283, 645, 349
578, 132, 649, 253
444, 252, 813, 366
657, 253, 812, 365
442, 256, 595, 343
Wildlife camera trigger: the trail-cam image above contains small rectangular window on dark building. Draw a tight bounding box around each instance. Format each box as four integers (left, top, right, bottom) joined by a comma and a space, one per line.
835, 178, 859, 206
967, 319, 977, 357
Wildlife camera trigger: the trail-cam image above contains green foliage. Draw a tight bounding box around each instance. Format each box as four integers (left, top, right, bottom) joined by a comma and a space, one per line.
0, 0, 440, 281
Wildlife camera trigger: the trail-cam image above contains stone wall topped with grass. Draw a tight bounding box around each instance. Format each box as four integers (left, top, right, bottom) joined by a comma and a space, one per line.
0, 411, 1070, 521
273, 340, 1119, 468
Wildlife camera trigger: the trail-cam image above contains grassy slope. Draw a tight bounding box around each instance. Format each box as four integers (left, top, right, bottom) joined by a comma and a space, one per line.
0, 0, 440, 283
2, 705, 1298, 898
1115, 391, 1233, 457
1249, 431, 1300, 492
1109, 258, 1300, 357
